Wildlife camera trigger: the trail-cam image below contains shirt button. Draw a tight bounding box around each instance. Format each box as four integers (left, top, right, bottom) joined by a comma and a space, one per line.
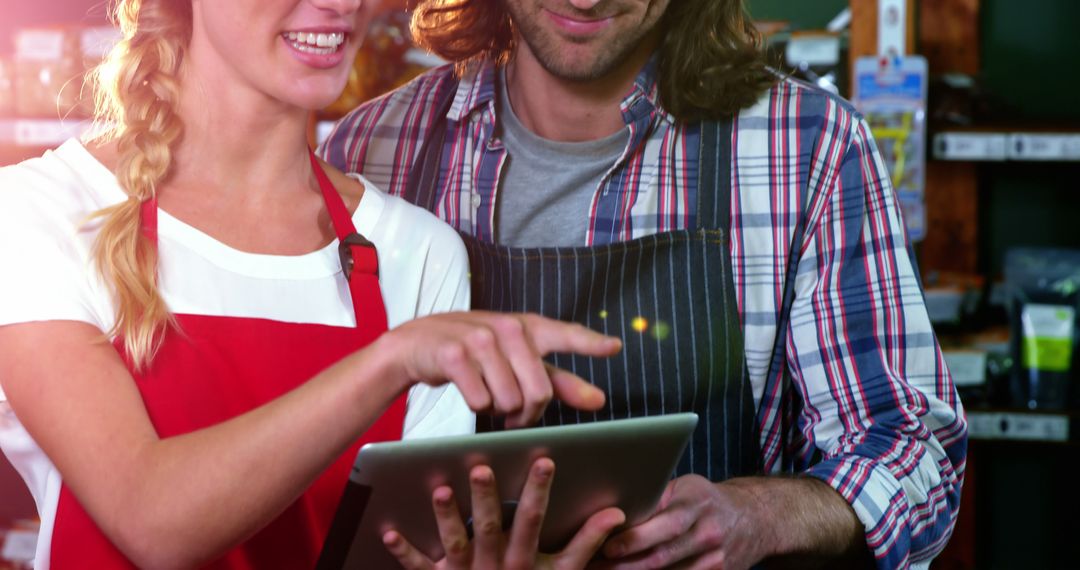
471, 194, 482, 208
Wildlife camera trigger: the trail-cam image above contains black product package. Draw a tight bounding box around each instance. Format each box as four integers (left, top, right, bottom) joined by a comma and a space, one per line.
1005, 248, 1080, 410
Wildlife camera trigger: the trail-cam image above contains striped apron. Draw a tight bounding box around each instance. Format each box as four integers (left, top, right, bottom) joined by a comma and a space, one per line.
408, 109, 760, 480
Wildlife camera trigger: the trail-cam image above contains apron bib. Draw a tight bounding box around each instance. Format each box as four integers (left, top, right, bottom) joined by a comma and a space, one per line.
49, 154, 406, 569
408, 103, 760, 480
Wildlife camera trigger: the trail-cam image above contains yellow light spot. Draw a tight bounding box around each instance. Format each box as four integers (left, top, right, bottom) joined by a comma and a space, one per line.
651, 321, 671, 340
599, 310, 609, 319
631, 316, 648, 333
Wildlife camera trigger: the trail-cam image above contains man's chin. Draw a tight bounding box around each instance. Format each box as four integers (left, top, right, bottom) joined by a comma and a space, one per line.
536, 55, 618, 83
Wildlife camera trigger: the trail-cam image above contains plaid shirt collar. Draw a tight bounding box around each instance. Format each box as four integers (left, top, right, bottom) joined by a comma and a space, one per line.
448, 55, 676, 128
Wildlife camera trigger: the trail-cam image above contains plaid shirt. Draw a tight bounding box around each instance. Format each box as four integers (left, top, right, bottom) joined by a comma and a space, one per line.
320, 60, 967, 570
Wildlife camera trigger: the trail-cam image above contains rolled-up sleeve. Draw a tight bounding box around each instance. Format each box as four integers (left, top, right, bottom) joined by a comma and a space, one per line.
790, 116, 967, 569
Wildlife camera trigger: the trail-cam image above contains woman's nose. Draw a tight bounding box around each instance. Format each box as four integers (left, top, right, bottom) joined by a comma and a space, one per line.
309, 0, 365, 16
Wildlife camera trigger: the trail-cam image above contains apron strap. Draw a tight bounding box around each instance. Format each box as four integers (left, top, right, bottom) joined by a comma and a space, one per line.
308, 151, 386, 331
696, 119, 734, 233
138, 156, 385, 331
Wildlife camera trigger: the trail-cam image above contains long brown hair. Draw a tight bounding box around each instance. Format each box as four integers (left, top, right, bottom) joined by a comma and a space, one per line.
410, 0, 778, 120
85, 0, 191, 370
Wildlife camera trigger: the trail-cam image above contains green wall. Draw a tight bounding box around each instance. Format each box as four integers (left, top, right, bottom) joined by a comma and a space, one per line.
981, 0, 1080, 120
745, 0, 849, 29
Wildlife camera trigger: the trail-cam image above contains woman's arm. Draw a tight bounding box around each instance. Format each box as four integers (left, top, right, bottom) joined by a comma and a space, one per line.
0, 312, 619, 569
0, 320, 401, 569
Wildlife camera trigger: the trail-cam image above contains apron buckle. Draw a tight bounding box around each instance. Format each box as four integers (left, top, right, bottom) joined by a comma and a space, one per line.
339, 232, 379, 279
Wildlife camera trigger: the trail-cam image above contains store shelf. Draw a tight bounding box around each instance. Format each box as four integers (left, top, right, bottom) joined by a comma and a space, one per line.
934, 129, 1080, 162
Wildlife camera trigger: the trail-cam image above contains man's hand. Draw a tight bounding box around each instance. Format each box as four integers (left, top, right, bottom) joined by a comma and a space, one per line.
596, 475, 768, 569
598, 475, 869, 570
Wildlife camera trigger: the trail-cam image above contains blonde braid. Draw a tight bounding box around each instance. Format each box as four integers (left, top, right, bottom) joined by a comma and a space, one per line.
86, 0, 191, 370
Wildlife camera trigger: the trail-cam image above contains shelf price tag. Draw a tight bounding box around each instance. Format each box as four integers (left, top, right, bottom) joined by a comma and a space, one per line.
1010, 134, 1074, 161
933, 133, 1009, 161
967, 411, 1070, 442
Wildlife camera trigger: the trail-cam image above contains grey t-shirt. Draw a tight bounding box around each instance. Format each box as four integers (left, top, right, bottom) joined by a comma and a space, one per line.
494, 71, 629, 247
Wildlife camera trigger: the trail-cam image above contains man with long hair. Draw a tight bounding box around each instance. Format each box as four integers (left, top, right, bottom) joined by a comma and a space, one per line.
321, 0, 966, 567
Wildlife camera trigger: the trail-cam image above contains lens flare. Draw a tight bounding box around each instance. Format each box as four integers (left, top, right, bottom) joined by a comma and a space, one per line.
651, 321, 671, 340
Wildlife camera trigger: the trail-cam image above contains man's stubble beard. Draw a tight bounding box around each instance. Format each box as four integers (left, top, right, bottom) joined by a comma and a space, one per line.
507, 4, 658, 83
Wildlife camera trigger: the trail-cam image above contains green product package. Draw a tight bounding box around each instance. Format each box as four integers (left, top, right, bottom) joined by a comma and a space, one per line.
1021, 305, 1076, 372
1005, 248, 1080, 410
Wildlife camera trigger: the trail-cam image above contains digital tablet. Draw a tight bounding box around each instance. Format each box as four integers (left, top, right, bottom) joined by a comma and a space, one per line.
316, 413, 698, 570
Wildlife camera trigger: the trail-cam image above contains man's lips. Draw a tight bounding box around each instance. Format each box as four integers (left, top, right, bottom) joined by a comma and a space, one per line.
545, 10, 614, 35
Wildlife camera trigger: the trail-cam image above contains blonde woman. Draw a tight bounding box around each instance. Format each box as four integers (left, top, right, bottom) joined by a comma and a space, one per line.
0, 0, 625, 568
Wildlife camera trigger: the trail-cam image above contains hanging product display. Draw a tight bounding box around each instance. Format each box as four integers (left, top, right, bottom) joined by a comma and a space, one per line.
853, 55, 929, 242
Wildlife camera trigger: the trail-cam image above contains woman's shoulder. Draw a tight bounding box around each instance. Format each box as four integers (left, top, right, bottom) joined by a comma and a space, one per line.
348, 174, 467, 270
0, 139, 123, 222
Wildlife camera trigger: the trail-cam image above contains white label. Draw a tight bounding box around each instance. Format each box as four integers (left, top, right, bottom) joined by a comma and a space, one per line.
1022, 304, 1075, 342
934, 133, 1009, 161
81, 26, 122, 59
1064, 135, 1080, 160
1009, 134, 1072, 161
403, 48, 447, 68
15, 30, 65, 62
0, 529, 37, 562
943, 350, 987, 387
785, 35, 841, 67
967, 412, 1069, 442
877, 0, 907, 56
12, 119, 88, 146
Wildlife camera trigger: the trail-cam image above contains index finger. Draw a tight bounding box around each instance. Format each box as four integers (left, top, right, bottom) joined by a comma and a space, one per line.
522, 315, 622, 358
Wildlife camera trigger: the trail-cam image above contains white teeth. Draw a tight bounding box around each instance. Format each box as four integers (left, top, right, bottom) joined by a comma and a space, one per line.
282, 31, 346, 54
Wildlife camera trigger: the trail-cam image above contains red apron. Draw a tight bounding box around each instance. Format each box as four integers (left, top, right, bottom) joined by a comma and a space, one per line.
49, 154, 407, 569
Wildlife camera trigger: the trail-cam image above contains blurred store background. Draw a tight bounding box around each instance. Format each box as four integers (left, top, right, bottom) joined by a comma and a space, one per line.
2, 1, 1079, 568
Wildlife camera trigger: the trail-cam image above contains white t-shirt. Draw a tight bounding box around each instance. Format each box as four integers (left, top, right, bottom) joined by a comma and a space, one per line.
0, 139, 475, 568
